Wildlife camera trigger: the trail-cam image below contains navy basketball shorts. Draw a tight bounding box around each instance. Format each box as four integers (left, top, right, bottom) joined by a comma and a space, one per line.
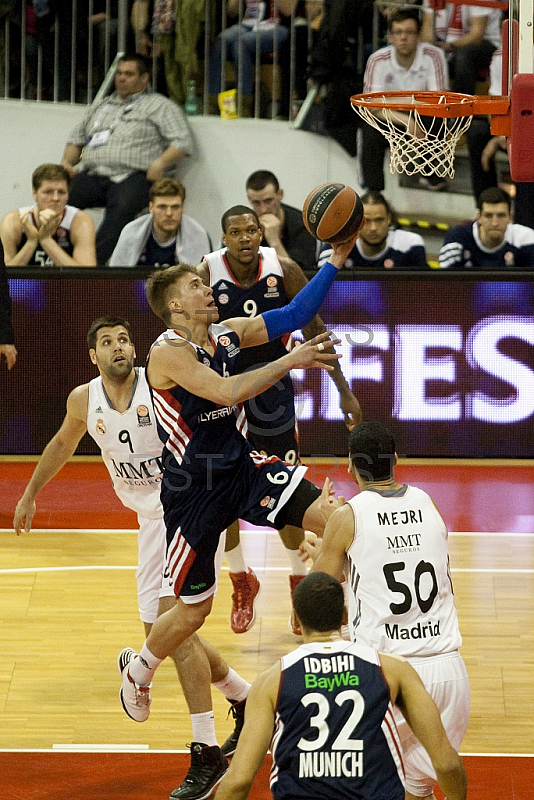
161, 450, 318, 601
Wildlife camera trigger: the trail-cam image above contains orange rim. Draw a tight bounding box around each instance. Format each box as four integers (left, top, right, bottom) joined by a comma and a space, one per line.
350, 90, 510, 118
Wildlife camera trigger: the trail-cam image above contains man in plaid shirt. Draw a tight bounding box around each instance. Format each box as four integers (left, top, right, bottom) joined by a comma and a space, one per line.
61, 53, 193, 265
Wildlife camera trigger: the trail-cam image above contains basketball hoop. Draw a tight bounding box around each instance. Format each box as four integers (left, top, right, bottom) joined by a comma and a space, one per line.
351, 90, 510, 179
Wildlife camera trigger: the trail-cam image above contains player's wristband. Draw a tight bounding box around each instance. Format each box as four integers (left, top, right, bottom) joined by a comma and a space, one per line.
262, 261, 338, 341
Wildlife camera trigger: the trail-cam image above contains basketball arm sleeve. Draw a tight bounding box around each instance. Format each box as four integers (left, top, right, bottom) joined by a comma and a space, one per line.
262, 261, 338, 341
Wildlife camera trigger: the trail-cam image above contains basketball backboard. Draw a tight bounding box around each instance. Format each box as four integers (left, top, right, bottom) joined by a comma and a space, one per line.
502, 0, 534, 180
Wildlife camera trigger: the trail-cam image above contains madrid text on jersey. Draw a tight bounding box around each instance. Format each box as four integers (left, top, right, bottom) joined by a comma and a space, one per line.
385, 619, 442, 642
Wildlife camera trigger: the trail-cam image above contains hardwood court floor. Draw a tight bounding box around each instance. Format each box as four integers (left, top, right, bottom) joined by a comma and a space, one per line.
1, 458, 533, 798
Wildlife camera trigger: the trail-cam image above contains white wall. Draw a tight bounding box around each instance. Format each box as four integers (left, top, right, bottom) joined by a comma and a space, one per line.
0, 100, 475, 246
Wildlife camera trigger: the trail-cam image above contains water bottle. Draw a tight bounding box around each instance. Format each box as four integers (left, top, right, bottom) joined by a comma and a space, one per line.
185, 79, 198, 116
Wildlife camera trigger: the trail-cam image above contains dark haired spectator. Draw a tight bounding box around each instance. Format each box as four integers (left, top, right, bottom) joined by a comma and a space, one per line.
439, 187, 534, 269
60, 53, 193, 265
360, 8, 448, 193
109, 177, 211, 266
421, 0, 501, 95
0, 163, 96, 267
0, 241, 17, 370
320, 191, 430, 269
245, 169, 321, 269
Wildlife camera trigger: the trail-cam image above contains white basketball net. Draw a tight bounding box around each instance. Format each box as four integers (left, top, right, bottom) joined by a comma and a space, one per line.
353, 97, 474, 179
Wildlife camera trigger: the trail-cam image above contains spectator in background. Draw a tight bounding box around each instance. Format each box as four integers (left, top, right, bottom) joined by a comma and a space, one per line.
360, 8, 448, 193
439, 187, 534, 269
0, 163, 96, 267
320, 192, 429, 269
109, 178, 211, 267
90, 0, 119, 85
306, 0, 373, 156
208, 0, 298, 117
245, 170, 321, 269
60, 53, 193, 265
131, 0, 204, 106
0, 241, 17, 370
421, 0, 501, 95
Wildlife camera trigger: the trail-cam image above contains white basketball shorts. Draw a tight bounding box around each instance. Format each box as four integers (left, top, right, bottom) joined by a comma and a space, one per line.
394, 650, 471, 797
136, 515, 175, 624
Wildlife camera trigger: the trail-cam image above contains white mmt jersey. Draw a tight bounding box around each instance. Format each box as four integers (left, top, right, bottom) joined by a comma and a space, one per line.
87, 367, 163, 519
346, 484, 462, 658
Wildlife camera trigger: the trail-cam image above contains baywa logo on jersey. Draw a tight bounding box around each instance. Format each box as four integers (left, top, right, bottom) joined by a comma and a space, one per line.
218, 293, 229, 304
96, 418, 106, 435
136, 404, 152, 426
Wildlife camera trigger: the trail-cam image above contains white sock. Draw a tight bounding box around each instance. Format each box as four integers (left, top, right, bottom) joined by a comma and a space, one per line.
191, 711, 218, 746
285, 547, 307, 576
129, 643, 163, 685
225, 543, 248, 574
212, 667, 251, 703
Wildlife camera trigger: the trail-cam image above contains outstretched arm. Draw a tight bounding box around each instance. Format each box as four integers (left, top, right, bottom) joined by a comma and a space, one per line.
228, 232, 361, 349
13, 385, 88, 534
148, 328, 341, 408
281, 257, 361, 428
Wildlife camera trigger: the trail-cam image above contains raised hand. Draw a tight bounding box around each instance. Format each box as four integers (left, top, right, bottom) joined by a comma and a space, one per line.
37, 208, 62, 241
259, 213, 283, 245
287, 331, 341, 372
19, 211, 40, 242
317, 476, 345, 522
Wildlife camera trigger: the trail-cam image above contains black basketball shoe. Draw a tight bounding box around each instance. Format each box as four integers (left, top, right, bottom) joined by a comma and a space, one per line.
221, 698, 246, 757
169, 742, 228, 800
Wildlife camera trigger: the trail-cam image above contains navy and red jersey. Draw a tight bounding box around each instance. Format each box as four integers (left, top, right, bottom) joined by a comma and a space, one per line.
270, 640, 405, 800
203, 247, 297, 442
148, 324, 249, 488
439, 221, 534, 269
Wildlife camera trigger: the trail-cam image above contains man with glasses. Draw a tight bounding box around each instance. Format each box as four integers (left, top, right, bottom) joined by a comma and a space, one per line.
359, 8, 448, 193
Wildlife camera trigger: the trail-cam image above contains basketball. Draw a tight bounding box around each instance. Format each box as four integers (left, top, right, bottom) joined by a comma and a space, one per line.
302, 183, 364, 244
